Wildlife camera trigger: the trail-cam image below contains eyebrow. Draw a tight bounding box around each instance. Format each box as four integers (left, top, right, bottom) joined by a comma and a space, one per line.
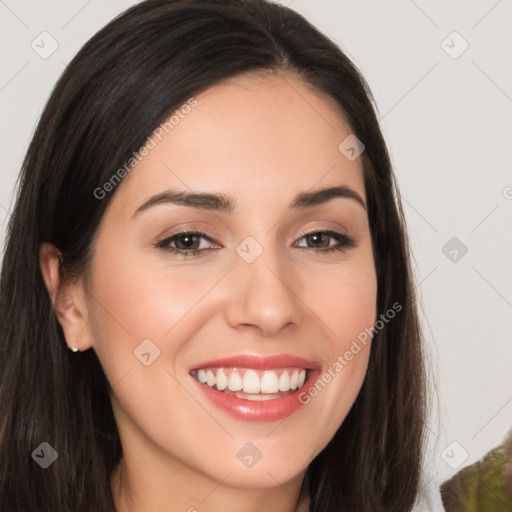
132, 184, 366, 218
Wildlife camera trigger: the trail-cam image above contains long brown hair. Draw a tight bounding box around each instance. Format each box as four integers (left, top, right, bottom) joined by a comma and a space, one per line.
0, 1, 427, 510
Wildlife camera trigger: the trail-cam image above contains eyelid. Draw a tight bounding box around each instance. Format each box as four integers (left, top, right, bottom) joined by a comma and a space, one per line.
298, 227, 347, 238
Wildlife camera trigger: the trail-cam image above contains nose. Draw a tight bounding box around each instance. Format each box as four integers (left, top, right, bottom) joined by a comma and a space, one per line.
224, 243, 304, 338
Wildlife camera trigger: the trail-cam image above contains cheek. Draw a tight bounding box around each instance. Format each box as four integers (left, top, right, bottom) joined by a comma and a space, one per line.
91, 264, 203, 339
306, 254, 378, 343
293, 254, 377, 441
86, 244, 217, 370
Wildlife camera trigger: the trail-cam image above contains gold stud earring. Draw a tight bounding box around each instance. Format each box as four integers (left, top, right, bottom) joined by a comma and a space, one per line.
69, 345, 80, 353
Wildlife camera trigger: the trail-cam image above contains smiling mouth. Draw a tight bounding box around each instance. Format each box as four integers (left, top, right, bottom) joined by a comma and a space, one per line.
190, 367, 309, 401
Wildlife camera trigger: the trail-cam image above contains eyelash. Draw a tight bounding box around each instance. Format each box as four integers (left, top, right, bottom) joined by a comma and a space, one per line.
155, 229, 357, 259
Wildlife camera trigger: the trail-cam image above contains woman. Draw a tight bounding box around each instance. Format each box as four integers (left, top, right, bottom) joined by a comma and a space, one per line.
0, 0, 427, 510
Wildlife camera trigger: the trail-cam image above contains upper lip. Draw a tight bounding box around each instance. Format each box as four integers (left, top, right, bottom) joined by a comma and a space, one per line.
190, 353, 320, 371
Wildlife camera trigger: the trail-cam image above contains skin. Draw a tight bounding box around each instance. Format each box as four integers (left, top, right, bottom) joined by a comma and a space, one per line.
40, 72, 377, 512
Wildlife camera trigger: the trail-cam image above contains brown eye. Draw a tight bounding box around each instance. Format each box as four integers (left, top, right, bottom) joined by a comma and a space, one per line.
303, 232, 331, 249
170, 234, 202, 251
156, 231, 218, 258
296, 230, 357, 253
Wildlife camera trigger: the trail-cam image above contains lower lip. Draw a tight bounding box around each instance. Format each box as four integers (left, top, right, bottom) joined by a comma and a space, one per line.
192, 370, 321, 422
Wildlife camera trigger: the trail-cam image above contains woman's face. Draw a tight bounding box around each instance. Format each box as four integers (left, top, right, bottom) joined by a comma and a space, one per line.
79, 73, 377, 491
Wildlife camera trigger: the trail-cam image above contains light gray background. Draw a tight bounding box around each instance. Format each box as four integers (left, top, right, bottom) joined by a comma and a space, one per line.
1, 1, 511, 510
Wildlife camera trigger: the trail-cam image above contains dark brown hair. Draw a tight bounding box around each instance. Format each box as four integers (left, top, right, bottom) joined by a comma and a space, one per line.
0, 0, 427, 510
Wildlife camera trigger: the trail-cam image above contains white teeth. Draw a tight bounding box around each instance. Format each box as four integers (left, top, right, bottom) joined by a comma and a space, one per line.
298, 369, 306, 388
290, 369, 298, 389
227, 372, 243, 391
278, 371, 291, 392
194, 367, 309, 394
260, 371, 279, 393
216, 369, 228, 390
206, 370, 216, 387
242, 369, 260, 393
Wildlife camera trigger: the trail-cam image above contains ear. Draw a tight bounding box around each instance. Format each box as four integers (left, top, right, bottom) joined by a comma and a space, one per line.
39, 242, 94, 352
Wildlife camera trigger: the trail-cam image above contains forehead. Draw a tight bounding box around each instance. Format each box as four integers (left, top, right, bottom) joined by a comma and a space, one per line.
109, 72, 366, 216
